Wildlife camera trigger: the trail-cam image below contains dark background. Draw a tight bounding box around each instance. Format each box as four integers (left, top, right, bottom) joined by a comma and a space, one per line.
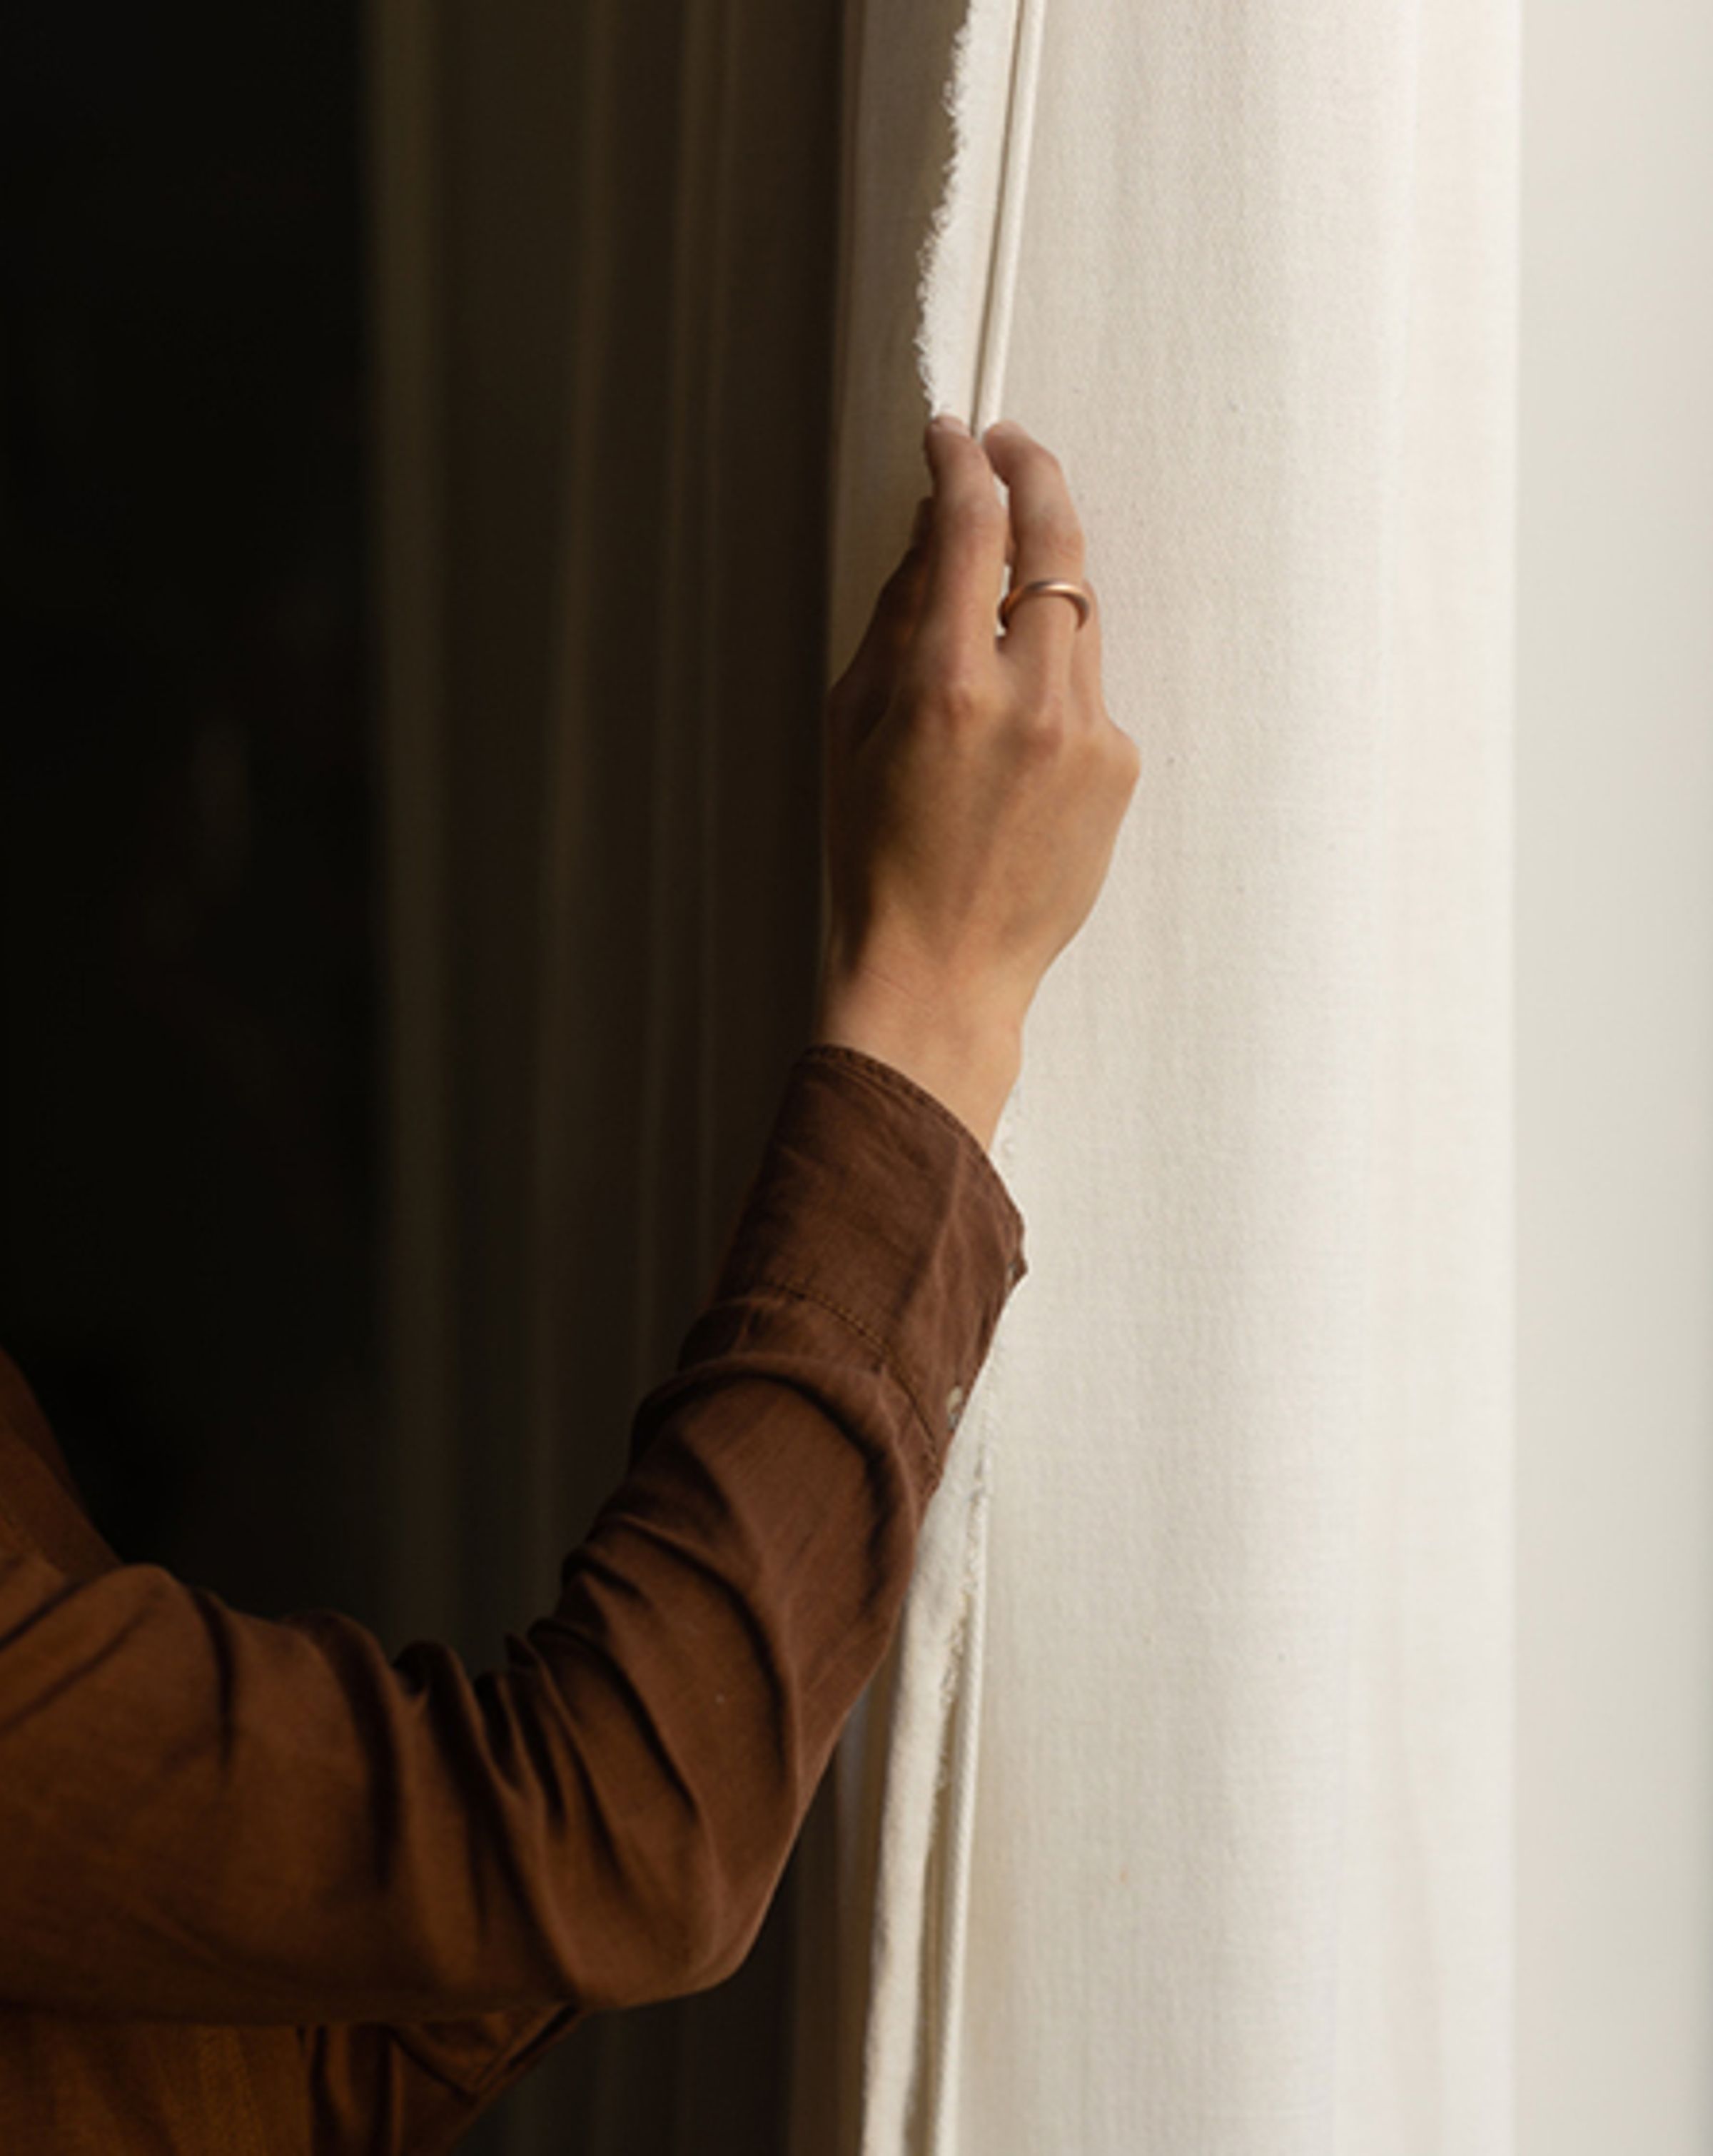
0, 0, 381, 1628
0, 5, 842, 2145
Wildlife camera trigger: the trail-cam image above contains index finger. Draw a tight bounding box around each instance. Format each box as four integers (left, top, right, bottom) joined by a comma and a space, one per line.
914, 414, 1011, 673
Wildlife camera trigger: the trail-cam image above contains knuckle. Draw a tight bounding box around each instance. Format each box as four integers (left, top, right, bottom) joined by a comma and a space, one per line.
925, 663, 993, 726
959, 487, 1008, 538
1013, 691, 1071, 752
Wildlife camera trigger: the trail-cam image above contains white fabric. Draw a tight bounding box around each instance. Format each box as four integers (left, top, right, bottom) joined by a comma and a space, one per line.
1515, 6, 1713, 2150
797, 2, 1518, 2150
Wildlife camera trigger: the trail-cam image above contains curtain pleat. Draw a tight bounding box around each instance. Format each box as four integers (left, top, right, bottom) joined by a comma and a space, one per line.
376, 3, 844, 2148
792, 3, 1518, 2150
376, 0, 1520, 2149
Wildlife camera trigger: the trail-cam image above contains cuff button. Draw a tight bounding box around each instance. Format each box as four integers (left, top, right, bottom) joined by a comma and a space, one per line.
946, 1383, 966, 1431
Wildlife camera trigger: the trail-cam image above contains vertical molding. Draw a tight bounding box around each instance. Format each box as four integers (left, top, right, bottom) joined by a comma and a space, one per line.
693, 0, 742, 1283
521, 0, 613, 1658
630, 0, 717, 1401
366, 0, 459, 1648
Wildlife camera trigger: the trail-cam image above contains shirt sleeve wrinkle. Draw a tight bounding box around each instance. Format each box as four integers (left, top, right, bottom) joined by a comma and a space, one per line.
0, 1044, 1025, 2155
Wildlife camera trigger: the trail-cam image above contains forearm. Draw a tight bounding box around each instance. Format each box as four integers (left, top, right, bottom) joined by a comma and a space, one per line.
0, 1047, 1026, 2038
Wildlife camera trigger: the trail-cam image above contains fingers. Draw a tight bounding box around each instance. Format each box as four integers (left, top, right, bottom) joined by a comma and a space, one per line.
981, 418, 1088, 697
869, 495, 934, 641
830, 495, 935, 715
916, 415, 1010, 676
835, 418, 1098, 747
1070, 573, 1103, 703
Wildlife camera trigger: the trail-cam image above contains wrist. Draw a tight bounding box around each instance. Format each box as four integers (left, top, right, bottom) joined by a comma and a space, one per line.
809, 967, 1023, 1153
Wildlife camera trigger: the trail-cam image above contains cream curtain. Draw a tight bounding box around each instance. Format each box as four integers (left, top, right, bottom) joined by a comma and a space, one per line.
371, 2, 1713, 2153
791, 2, 1516, 2150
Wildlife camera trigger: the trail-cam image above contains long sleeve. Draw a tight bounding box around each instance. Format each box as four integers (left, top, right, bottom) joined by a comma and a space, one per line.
0, 1042, 1026, 2154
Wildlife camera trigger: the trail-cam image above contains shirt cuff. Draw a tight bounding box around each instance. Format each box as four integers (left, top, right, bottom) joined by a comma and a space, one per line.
695, 1042, 1028, 1483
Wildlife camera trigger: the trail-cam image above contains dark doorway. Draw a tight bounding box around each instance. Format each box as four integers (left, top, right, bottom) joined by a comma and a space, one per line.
0, 1, 380, 1626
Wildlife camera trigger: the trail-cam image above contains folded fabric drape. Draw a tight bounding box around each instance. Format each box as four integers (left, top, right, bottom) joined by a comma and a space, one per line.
792, 1, 1518, 2149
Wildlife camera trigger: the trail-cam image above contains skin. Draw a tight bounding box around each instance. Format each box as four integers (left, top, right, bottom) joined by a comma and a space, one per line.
811, 413, 1141, 1149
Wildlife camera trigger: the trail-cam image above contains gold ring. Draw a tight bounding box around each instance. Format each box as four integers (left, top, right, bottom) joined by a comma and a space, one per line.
999, 578, 1093, 633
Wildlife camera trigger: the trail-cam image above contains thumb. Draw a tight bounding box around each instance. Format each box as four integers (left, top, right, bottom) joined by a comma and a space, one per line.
860, 497, 935, 654
878, 495, 934, 617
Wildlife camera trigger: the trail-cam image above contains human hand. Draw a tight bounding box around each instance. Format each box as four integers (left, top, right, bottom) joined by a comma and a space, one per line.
812, 415, 1138, 1143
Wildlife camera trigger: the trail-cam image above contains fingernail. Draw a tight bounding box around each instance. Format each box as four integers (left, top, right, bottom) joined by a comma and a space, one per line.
928, 410, 969, 436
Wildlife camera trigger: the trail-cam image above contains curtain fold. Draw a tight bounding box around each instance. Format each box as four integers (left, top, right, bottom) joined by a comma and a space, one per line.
792, 3, 1518, 2150
374, 3, 844, 2147
375, 0, 1520, 2149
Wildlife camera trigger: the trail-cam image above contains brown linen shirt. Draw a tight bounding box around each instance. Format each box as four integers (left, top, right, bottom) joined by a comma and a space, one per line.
0, 1041, 1026, 2154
